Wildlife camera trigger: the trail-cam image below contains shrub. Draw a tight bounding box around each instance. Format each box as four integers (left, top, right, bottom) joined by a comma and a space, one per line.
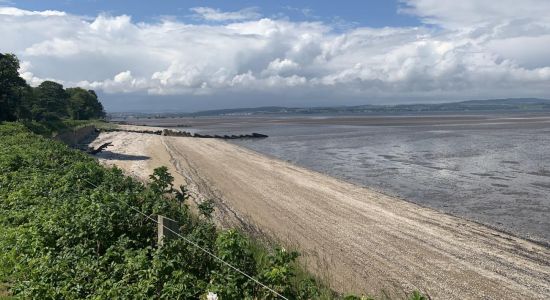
0, 123, 337, 299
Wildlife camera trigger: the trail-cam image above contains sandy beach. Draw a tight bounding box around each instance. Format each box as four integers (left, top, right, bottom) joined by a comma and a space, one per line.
90, 128, 550, 299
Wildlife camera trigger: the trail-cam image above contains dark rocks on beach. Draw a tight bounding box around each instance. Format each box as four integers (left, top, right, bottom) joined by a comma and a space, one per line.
251, 133, 268, 138
100, 127, 268, 139
162, 129, 191, 137
103, 128, 163, 135
187, 131, 267, 139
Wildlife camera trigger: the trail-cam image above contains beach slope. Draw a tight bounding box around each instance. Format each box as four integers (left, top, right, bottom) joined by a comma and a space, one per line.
90, 130, 550, 299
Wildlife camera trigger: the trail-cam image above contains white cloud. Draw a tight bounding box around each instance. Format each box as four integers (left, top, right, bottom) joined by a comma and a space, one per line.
486, 35, 550, 68
25, 38, 79, 56
113, 70, 133, 83
400, 0, 550, 28
263, 58, 299, 76
19, 60, 46, 86
78, 70, 148, 93
1, 4, 549, 110
0, 6, 65, 17
190, 7, 261, 22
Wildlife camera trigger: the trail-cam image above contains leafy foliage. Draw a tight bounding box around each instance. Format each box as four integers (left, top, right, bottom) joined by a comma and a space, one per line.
33, 81, 69, 120
21, 118, 111, 137
66, 88, 105, 120
0, 123, 329, 299
198, 199, 215, 218
0, 123, 430, 299
0, 53, 27, 122
408, 291, 429, 300
0, 53, 104, 123
256, 248, 301, 299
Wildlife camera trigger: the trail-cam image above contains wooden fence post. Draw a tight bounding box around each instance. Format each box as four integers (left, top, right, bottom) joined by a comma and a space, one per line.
157, 215, 180, 247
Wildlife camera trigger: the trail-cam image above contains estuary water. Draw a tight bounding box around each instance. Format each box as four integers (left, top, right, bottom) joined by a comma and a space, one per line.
138, 113, 550, 244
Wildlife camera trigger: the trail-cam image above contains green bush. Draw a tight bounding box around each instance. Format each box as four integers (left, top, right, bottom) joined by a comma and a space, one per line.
0, 123, 430, 300
0, 123, 330, 299
20, 119, 106, 137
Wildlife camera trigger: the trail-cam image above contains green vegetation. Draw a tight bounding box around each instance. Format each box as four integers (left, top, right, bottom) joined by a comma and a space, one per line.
0, 123, 430, 299
0, 53, 104, 123
0, 123, 332, 299
20, 118, 115, 138
1, 52, 430, 299
1, 52, 110, 137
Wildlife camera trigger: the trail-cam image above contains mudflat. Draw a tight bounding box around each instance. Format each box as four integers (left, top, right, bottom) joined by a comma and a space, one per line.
90, 129, 550, 299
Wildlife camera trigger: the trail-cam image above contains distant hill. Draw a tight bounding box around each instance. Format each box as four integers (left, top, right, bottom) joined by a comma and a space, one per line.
109, 98, 550, 118
458, 98, 550, 106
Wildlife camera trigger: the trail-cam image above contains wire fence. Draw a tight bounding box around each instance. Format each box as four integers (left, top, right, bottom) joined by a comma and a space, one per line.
81, 177, 289, 300
11, 163, 289, 299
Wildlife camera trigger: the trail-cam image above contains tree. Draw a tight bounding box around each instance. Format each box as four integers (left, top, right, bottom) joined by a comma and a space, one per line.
66, 87, 105, 120
15, 85, 35, 120
1, 53, 106, 122
88, 90, 106, 119
0, 53, 27, 121
33, 81, 69, 120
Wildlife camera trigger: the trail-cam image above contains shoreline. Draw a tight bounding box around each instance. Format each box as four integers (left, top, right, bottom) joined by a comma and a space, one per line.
283, 163, 550, 249
230, 137, 550, 249
89, 128, 550, 299
101, 124, 550, 247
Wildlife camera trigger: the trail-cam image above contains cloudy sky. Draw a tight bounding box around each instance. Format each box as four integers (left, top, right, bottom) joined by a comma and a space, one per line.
1, 0, 549, 112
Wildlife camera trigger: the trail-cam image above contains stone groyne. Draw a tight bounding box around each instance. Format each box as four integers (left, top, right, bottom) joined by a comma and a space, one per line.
100, 128, 268, 139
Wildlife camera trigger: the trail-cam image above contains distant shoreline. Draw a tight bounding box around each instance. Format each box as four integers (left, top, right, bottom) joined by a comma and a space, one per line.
112, 111, 550, 129
106, 98, 550, 118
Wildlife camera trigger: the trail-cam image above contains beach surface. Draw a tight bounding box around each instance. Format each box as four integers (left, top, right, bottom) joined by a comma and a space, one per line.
90, 128, 550, 299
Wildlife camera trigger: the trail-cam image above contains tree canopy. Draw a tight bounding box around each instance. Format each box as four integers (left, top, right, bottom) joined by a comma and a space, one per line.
0, 53, 105, 122
0, 53, 27, 121
66, 87, 105, 120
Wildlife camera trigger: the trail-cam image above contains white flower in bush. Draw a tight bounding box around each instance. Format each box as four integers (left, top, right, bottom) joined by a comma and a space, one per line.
207, 292, 218, 300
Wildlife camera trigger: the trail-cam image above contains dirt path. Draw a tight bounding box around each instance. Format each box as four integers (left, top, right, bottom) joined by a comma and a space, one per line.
90, 131, 550, 299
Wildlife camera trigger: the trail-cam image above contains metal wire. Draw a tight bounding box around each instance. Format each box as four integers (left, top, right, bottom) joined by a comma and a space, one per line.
81, 178, 289, 300
11, 162, 289, 299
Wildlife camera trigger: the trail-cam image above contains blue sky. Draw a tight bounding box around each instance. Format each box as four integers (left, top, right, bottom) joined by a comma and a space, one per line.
1, 0, 550, 112
6, 0, 421, 27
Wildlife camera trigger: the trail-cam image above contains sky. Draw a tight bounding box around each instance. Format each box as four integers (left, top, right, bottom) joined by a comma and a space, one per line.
1, 0, 550, 112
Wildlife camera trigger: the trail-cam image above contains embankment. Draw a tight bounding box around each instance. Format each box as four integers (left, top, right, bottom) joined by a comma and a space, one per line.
53, 125, 97, 147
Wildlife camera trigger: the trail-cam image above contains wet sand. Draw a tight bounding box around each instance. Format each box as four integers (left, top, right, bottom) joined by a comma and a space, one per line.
90, 129, 550, 299
129, 114, 550, 245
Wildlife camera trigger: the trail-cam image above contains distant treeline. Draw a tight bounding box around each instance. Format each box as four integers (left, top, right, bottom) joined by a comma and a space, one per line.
0, 53, 105, 122
109, 98, 550, 119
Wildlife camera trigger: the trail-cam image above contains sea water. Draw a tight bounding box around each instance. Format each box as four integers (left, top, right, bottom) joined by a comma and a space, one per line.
141, 113, 550, 244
